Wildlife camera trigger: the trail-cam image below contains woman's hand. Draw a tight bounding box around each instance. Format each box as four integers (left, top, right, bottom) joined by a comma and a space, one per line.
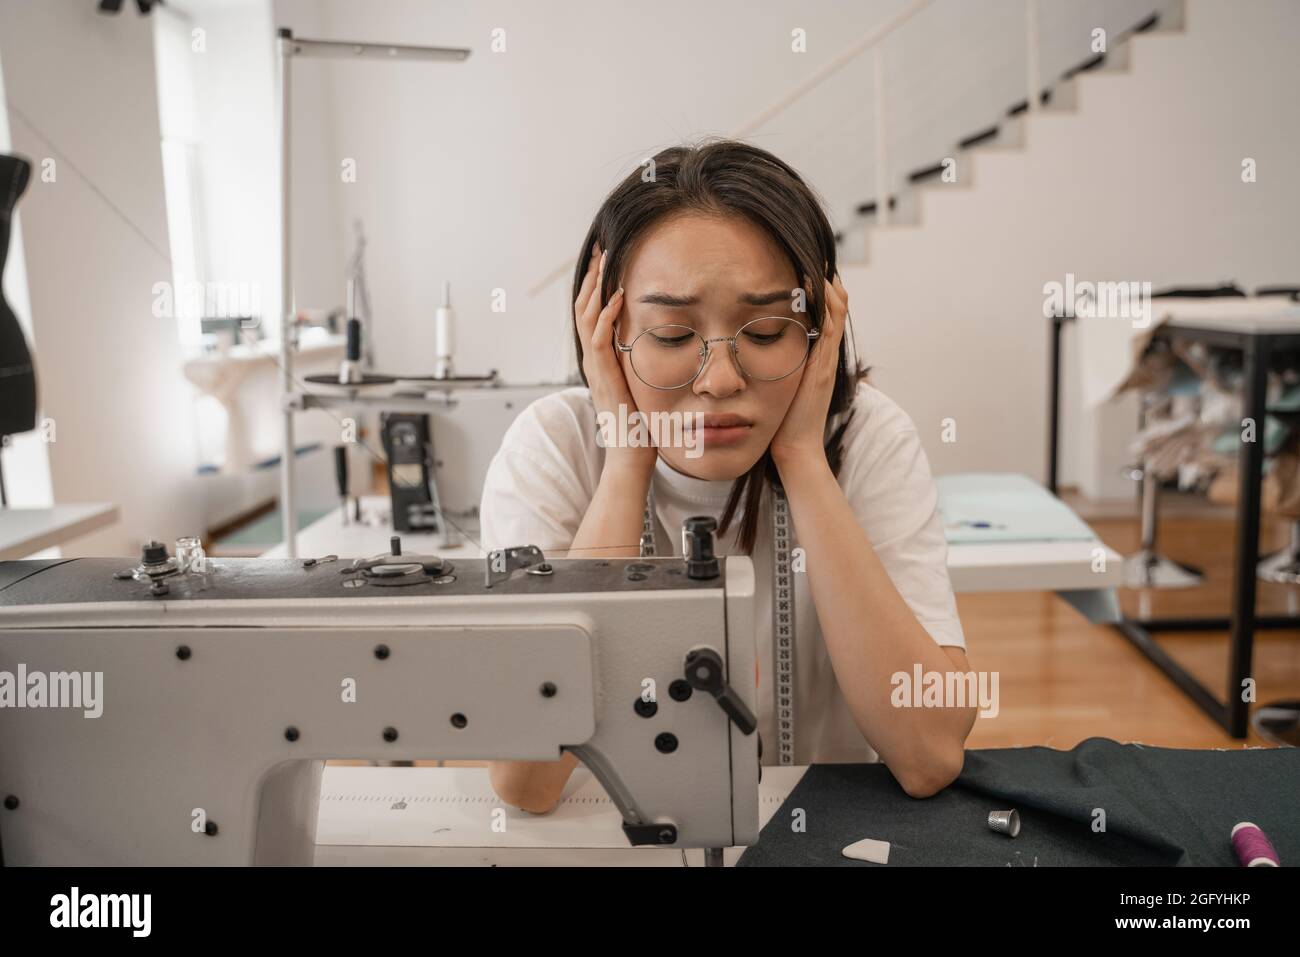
575, 243, 658, 477
770, 272, 849, 470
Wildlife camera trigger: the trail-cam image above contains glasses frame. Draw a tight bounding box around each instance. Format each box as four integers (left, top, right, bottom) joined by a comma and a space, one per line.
614, 316, 821, 391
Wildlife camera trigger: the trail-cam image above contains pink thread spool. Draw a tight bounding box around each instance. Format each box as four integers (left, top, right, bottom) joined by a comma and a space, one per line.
1231, 822, 1280, 867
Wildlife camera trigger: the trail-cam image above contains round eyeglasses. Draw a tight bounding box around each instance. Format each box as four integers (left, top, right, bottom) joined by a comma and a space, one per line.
615, 316, 821, 391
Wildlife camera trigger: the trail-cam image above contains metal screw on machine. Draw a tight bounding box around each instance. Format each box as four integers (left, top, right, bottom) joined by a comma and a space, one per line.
684, 646, 758, 735
682, 517, 720, 580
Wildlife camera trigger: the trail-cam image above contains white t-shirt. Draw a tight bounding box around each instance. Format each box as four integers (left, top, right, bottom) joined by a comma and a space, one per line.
478, 380, 966, 766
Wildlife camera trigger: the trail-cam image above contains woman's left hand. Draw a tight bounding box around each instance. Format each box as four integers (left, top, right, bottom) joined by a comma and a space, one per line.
770, 271, 849, 470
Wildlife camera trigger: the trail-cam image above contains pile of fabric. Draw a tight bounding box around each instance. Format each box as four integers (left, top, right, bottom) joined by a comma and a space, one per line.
1115, 318, 1300, 516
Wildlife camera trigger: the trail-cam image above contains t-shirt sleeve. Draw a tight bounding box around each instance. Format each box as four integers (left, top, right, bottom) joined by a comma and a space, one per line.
841, 416, 967, 651
478, 397, 598, 554
479, 448, 589, 553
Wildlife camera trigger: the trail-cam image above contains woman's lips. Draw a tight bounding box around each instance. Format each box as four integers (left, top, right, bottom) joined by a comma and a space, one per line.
698, 425, 751, 446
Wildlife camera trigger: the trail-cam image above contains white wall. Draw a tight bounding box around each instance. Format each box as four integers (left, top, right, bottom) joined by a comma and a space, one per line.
846, 0, 1300, 496
0, 0, 203, 554
257, 0, 1172, 395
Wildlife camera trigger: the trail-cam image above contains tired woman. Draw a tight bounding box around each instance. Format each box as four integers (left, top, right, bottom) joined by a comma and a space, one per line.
480, 139, 975, 812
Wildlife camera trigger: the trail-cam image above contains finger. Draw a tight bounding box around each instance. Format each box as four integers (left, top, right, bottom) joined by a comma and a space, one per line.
577, 250, 609, 346
818, 279, 845, 369
821, 279, 842, 343
591, 285, 625, 354
574, 244, 602, 322
824, 275, 845, 317
575, 269, 599, 337
587, 288, 628, 394
800, 274, 816, 322
833, 274, 850, 343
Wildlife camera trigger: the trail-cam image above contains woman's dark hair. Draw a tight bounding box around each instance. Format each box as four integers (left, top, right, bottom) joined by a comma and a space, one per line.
571, 138, 869, 554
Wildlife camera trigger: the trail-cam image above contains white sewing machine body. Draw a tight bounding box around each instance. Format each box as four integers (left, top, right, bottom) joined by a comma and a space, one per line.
0, 548, 758, 865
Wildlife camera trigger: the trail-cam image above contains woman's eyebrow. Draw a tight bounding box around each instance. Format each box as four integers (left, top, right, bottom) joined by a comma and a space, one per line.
637, 292, 699, 306
739, 289, 796, 306
636, 289, 794, 307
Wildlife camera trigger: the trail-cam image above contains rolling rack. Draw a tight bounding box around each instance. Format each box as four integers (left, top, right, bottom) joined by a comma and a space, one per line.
1049, 312, 1300, 737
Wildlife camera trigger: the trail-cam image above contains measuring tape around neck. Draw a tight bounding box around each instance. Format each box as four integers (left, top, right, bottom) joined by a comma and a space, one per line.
641, 482, 795, 766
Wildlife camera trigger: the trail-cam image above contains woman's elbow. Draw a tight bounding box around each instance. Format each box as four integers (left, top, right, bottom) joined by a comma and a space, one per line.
488, 761, 562, 814
897, 743, 966, 799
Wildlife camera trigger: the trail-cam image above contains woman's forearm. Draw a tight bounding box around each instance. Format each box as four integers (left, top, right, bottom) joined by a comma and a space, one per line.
567, 458, 655, 559
774, 453, 975, 797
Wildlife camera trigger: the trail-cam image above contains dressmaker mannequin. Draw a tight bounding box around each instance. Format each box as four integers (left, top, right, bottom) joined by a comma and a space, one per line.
0, 153, 37, 506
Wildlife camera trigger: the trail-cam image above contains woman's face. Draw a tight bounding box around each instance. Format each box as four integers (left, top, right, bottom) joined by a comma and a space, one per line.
615, 212, 809, 481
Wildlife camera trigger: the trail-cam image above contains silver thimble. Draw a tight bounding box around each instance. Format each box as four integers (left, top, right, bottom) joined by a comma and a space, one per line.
988, 809, 1021, 837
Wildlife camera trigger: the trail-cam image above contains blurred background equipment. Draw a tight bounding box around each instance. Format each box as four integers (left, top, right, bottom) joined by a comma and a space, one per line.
0, 154, 36, 507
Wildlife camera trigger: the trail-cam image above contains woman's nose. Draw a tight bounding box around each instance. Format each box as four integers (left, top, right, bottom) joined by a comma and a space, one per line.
692, 340, 745, 396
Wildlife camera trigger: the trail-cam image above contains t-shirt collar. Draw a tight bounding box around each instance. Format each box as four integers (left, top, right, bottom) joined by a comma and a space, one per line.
653, 452, 736, 505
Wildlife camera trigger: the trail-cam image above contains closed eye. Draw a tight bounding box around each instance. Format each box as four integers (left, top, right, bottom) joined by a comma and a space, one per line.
648, 329, 697, 346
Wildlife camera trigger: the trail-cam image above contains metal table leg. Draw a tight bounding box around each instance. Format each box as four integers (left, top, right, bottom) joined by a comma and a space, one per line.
1227, 336, 1270, 736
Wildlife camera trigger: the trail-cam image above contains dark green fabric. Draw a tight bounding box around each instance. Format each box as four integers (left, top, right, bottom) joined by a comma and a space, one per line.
736, 737, 1300, 866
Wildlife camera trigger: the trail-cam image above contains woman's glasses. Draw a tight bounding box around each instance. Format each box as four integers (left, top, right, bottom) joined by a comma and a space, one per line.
615, 316, 821, 391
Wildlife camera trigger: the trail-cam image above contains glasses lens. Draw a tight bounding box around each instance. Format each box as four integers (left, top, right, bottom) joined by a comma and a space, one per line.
629, 325, 704, 389
735, 317, 812, 380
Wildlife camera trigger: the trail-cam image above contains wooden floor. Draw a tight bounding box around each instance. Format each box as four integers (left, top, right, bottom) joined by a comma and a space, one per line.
963, 496, 1300, 750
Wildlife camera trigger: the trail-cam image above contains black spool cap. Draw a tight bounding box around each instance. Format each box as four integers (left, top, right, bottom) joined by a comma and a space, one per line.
346, 317, 361, 361
683, 516, 719, 580
142, 540, 168, 565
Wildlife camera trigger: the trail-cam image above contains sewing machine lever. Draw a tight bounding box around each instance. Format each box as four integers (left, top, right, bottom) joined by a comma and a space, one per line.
685, 646, 757, 735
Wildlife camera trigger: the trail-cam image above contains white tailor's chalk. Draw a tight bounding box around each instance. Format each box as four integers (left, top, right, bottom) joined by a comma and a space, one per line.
842, 837, 890, 864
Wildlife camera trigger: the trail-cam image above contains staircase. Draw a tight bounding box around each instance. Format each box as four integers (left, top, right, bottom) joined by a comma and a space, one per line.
835, 7, 1175, 245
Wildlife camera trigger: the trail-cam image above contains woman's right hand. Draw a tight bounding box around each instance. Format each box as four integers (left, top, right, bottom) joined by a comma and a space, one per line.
575, 242, 658, 476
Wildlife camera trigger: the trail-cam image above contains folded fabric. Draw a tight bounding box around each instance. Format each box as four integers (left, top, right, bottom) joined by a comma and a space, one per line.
936, 473, 1097, 544
1075, 297, 1300, 410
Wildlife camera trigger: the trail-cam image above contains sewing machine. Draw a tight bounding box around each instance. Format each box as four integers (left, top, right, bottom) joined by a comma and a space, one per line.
0, 521, 759, 865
